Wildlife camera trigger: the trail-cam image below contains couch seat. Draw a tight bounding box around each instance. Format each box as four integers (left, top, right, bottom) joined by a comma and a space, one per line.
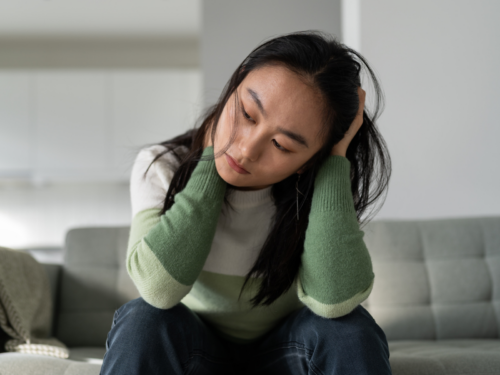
388, 339, 500, 375
0, 347, 105, 375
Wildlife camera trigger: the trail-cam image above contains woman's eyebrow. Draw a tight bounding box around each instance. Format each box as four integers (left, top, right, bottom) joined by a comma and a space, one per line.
277, 127, 309, 148
247, 88, 266, 117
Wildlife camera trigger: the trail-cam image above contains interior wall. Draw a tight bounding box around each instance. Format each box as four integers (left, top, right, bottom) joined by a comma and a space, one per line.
360, 0, 500, 220
0, 182, 131, 249
202, 0, 342, 106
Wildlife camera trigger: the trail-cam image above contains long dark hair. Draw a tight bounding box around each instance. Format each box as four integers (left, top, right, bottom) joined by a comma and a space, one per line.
144, 30, 391, 308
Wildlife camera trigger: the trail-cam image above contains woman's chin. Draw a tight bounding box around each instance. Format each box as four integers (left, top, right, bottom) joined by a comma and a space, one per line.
215, 163, 255, 188
217, 169, 248, 187
219, 172, 272, 191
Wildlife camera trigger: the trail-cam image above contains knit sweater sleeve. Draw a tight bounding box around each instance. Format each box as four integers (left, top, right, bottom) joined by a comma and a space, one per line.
297, 155, 375, 318
126, 146, 226, 309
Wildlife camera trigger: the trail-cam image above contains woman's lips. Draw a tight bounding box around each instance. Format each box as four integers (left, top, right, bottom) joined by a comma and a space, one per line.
225, 153, 250, 174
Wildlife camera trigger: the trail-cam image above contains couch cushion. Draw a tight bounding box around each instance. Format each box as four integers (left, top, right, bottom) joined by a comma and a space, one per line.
68, 347, 106, 364
388, 339, 500, 375
0, 352, 101, 375
55, 227, 140, 347
362, 217, 500, 340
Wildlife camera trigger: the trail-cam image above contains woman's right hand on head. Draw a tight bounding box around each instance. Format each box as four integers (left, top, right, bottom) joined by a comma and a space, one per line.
331, 87, 366, 157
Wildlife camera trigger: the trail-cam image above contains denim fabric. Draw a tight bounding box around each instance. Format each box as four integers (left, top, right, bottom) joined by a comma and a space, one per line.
100, 297, 392, 375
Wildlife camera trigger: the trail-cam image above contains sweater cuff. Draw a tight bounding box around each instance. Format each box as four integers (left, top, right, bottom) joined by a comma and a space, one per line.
311, 155, 355, 212
185, 146, 226, 200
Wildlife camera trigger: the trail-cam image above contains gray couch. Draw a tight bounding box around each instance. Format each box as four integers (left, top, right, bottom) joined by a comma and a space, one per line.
1, 216, 499, 374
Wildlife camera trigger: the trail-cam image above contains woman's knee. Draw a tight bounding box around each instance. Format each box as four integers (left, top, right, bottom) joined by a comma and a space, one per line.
116, 297, 188, 318
102, 298, 201, 374
299, 304, 389, 348
296, 305, 390, 368
112, 297, 194, 338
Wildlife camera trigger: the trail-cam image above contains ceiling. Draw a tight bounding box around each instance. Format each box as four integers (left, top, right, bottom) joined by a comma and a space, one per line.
0, 0, 200, 40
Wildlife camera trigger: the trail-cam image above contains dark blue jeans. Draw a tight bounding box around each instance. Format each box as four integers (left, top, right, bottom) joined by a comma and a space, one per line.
100, 297, 392, 375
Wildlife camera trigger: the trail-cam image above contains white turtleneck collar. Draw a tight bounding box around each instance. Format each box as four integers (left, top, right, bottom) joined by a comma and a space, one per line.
225, 185, 274, 209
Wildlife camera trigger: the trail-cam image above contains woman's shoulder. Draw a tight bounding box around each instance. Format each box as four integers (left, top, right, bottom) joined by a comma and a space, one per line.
130, 143, 190, 217
134, 144, 189, 175
135, 143, 190, 167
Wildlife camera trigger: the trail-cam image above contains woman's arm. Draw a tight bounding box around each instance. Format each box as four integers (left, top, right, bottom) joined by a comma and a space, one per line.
297, 155, 375, 318
126, 146, 226, 309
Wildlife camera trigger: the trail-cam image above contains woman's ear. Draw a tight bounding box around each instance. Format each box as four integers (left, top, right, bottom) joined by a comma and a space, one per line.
296, 161, 312, 175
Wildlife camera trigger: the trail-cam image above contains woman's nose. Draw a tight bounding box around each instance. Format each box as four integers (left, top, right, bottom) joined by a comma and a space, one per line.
238, 128, 264, 162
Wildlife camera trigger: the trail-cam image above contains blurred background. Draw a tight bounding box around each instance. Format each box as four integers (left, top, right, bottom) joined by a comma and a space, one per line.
0, 0, 499, 256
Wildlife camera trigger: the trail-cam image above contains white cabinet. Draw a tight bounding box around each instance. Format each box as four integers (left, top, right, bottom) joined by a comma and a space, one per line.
0, 72, 34, 176
35, 71, 113, 181
0, 69, 202, 183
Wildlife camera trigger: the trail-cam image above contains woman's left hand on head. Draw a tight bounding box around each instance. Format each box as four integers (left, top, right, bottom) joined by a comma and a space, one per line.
331, 87, 366, 157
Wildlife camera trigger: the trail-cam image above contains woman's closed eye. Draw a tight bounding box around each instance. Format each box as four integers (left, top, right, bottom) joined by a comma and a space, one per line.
272, 139, 290, 153
240, 103, 290, 153
241, 105, 255, 123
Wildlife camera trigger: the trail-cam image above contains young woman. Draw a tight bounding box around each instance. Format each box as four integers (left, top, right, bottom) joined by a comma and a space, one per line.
100, 30, 392, 375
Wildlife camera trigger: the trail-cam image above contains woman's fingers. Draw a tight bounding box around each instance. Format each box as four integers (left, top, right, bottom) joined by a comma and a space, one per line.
345, 87, 366, 137
354, 87, 366, 128
331, 87, 366, 156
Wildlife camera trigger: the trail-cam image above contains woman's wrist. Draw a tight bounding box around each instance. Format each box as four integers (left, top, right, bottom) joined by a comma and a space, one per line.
188, 146, 226, 199
311, 154, 354, 213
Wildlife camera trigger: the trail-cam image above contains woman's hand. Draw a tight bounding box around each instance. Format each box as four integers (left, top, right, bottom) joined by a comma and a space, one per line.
331, 87, 366, 157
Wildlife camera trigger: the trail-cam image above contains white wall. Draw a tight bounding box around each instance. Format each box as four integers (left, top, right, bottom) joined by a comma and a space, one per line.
0, 182, 131, 249
202, 0, 342, 106
359, 0, 500, 220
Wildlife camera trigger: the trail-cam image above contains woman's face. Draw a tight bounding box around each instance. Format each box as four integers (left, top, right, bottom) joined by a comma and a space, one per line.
213, 64, 326, 190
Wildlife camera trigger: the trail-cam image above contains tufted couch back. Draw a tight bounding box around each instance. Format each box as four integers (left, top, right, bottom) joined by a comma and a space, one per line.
53, 227, 139, 347
362, 216, 500, 340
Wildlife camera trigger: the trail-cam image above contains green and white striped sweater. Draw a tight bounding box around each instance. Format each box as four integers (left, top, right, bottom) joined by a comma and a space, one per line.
127, 145, 374, 344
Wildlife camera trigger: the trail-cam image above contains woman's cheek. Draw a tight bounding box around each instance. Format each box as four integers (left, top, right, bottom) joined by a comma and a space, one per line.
213, 117, 233, 154
213, 156, 230, 182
